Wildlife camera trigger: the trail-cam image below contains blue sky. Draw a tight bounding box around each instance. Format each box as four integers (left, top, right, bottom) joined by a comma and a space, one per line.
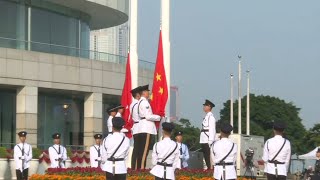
137, 0, 320, 129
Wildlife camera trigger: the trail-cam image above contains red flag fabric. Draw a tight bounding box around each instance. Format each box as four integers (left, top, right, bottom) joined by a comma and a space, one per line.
121, 52, 133, 138
150, 30, 168, 128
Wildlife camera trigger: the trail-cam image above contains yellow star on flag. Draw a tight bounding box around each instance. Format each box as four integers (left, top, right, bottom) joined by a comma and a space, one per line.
156, 73, 161, 81
159, 87, 164, 95
150, 93, 153, 101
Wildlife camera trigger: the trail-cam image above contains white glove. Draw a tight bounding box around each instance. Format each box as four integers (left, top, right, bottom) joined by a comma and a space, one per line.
97, 157, 102, 161
20, 156, 25, 160
58, 154, 62, 159
179, 155, 183, 159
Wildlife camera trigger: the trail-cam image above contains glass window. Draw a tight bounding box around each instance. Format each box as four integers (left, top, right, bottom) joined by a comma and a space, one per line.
80, 21, 90, 58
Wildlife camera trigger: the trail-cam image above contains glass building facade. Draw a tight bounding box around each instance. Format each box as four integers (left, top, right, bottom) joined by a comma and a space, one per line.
0, 90, 16, 147
0, 0, 90, 58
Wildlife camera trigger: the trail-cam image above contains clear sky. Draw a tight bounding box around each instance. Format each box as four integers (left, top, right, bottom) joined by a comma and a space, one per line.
137, 0, 320, 129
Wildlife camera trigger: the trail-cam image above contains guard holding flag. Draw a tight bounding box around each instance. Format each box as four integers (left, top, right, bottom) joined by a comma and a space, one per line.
90, 134, 103, 168
48, 133, 67, 168
101, 117, 130, 180
136, 84, 161, 169
262, 121, 291, 180
150, 122, 180, 180
211, 123, 237, 180
14, 131, 32, 180
175, 131, 190, 169
200, 99, 216, 169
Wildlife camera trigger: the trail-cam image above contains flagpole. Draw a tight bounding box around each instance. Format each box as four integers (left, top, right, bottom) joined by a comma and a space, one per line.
230, 73, 234, 134
162, 0, 170, 123
238, 56, 242, 134
129, 0, 138, 89
246, 70, 250, 135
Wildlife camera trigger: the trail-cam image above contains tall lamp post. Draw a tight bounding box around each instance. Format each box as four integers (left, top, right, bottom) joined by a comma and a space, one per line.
62, 104, 70, 146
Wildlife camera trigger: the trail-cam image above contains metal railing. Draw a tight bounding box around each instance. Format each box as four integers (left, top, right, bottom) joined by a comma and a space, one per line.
0, 36, 154, 70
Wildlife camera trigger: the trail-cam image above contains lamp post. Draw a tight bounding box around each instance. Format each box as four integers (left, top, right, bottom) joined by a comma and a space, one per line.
62, 103, 70, 145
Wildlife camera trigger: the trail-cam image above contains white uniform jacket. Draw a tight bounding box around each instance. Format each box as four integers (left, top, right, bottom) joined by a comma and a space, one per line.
14, 143, 32, 171
262, 135, 291, 176
200, 112, 216, 144
150, 137, 180, 180
178, 143, 190, 168
211, 138, 237, 180
129, 99, 140, 135
101, 132, 130, 174
48, 144, 67, 168
137, 97, 160, 135
107, 116, 113, 133
90, 145, 101, 168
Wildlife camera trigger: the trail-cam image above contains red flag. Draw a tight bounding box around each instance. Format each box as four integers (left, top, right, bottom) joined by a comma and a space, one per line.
150, 30, 168, 128
121, 52, 133, 138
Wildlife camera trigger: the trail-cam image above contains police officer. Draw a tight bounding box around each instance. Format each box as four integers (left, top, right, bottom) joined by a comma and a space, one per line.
175, 131, 190, 169
48, 133, 67, 168
211, 123, 237, 180
90, 134, 103, 168
200, 99, 216, 169
14, 131, 32, 180
115, 104, 125, 118
107, 106, 118, 134
136, 84, 161, 169
101, 117, 130, 180
262, 121, 291, 180
130, 86, 142, 169
150, 122, 180, 180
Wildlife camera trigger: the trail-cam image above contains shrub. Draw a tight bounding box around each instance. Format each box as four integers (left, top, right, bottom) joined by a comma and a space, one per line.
0, 147, 8, 158
32, 148, 42, 159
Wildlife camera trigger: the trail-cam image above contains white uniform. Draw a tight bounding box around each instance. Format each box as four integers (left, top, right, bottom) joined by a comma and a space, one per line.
178, 143, 190, 168
137, 97, 161, 135
262, 135, 291, 176
101, 132, 130, 174
211, 138, 238, 180
90, 145, 101, 168
130, 99, 140, 135
14, 143, 32, 172
115, 112, 122, 117
107, 116, 113, 133
48, 144, 67, 168
200, 112, 216, 144
150, 137, 180, 180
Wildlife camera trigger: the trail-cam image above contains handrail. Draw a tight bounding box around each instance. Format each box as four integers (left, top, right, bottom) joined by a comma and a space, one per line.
0, 36, 155, 70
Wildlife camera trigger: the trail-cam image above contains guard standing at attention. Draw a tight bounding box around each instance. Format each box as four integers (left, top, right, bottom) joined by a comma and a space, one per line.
14, 131, 32, 180
200, 99, 216, 169
262, 121, 291, 180
90, 134, 103, 168
48, 133, 67, 168
150, 122, 180, 180
211, 123, 237, 180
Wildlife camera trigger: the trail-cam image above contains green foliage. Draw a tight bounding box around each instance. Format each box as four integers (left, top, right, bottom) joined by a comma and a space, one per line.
67, 148, 73, 158
300, 123, 320, 152
32, 148, 42, 159
172, 118, 201, 151
0, 147, 8, 158
220, 94, 307, 154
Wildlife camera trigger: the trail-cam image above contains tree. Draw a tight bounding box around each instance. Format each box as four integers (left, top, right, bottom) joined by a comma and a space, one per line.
220, 94, 307, 154
172, 118, 201, 151
301, 123, 320, 152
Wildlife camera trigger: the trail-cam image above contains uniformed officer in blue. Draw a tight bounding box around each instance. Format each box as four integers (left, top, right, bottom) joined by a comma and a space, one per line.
211, 123, 237, 180
14, 131, 32, 180
101, 117, 130, 180
48, 133, 67, 168
262, 121, 291, 180
200, 99, 216, 169
150, 122, 180, 180
175, 131, 190, 169
90, 134, 103, 168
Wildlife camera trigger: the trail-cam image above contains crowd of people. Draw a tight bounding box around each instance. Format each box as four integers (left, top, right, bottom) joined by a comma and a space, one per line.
13, 84, 320, 180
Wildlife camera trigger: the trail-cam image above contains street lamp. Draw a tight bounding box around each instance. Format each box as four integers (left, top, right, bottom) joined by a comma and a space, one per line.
62, 103, 71, 145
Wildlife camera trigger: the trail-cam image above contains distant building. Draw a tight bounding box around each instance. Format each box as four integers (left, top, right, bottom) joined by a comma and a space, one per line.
170, 86, 180, 121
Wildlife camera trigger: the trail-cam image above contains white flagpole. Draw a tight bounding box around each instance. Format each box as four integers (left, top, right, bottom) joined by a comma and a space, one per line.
246, 70, 250, 135
162, 0, 171, 123
129, 0, 138, 89
238, 56, 242, 134
230, 73, 234, 134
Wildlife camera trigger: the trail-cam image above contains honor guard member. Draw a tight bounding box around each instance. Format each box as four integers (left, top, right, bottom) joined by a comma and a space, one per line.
262, 121, 291, 180
115, 104, 125, 117
101, 117, 130, 180
150, 122, 180, 180
175, 131, 190, 168
130, 86, 142, 169
90, 134, 103, 168
211, 123, 237, 180
136, 84, 161, 169
107, 106, 118, 134
14, 131, 32, 180
49, 133, 67, 168
200, 99, 216, 169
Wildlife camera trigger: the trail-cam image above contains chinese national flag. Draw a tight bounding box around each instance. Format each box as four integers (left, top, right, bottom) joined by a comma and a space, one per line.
121, 52, 133, 138
150, 30, 168, 128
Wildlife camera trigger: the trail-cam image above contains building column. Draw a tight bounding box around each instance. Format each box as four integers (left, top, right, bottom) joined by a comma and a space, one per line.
16, 86, 38, 146
84, 93, 102, 150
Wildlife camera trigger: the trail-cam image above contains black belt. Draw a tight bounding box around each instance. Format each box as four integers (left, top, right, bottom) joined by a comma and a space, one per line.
107, 158, 125, 161
268, 160, 285, 164
201, 129, 209, 132
134, 122, 139, 124
140, 117, 146, 120
215, 162, 234, 166
157, 162, 173, 167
